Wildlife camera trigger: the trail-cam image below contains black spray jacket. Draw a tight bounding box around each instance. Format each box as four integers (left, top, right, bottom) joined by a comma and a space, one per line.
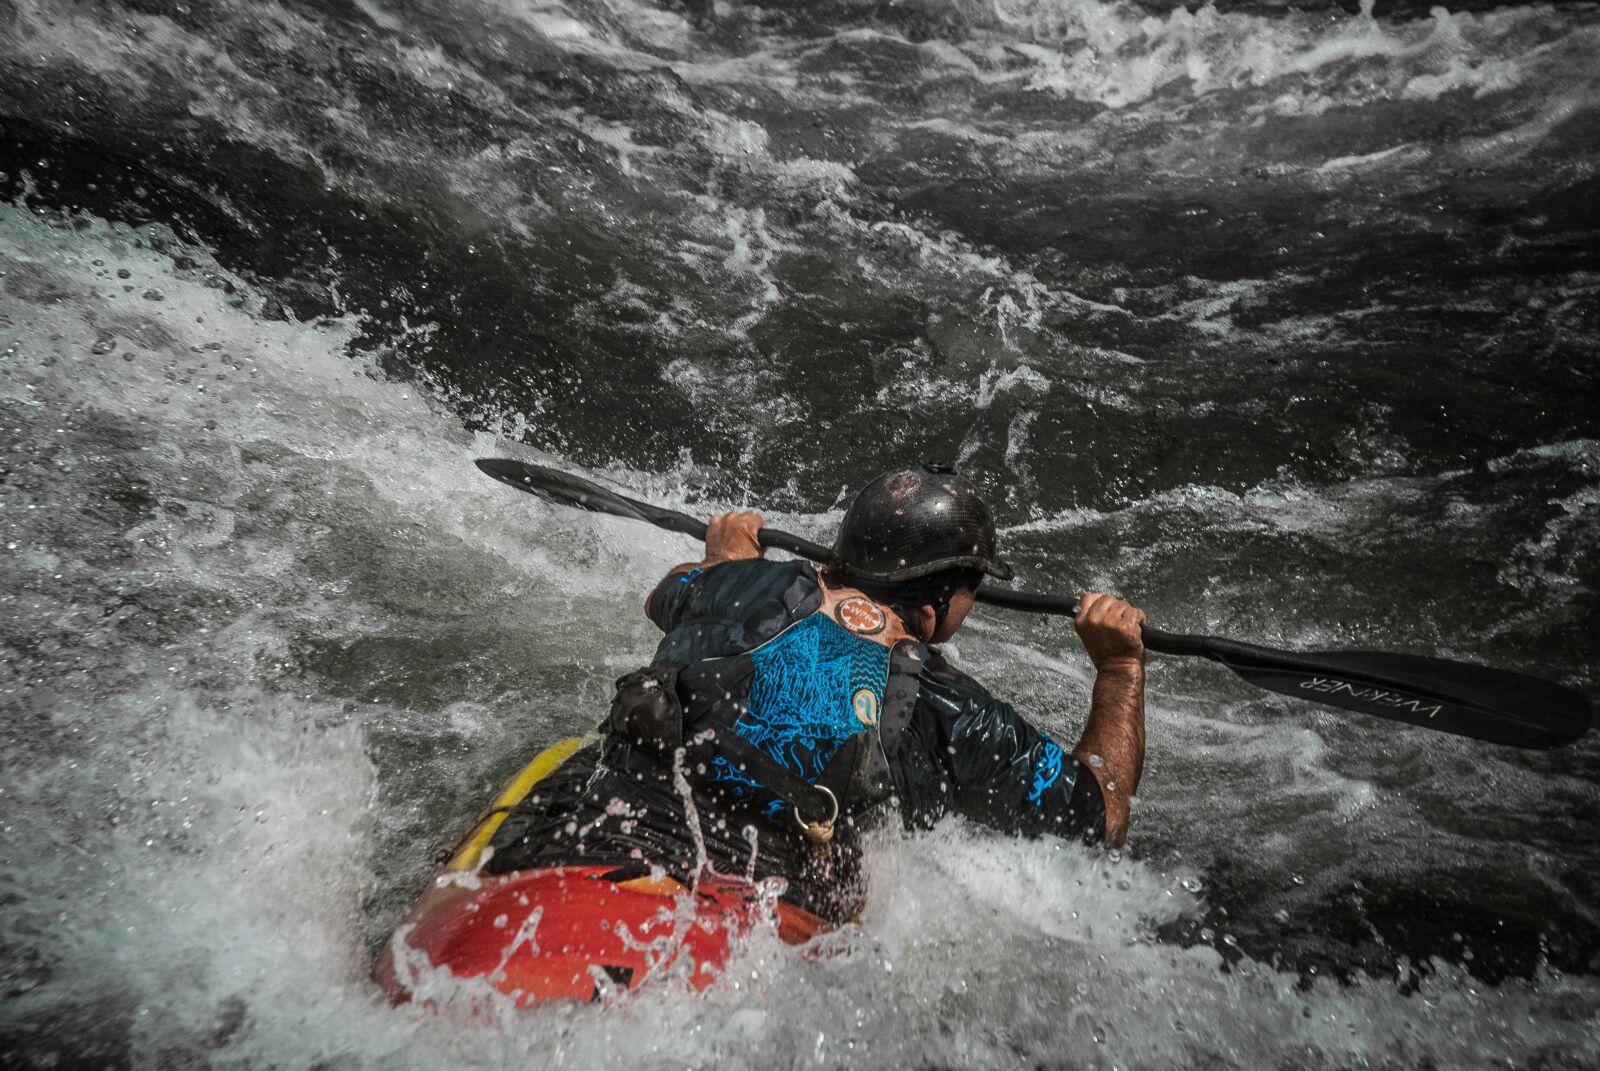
488, 559, 1104, 921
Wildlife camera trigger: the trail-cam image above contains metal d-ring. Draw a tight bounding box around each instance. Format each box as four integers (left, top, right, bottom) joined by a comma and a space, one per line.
791, 785, 839, 846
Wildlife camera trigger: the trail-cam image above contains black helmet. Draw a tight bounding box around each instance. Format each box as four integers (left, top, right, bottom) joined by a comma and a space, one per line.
831, 464, 1013, 583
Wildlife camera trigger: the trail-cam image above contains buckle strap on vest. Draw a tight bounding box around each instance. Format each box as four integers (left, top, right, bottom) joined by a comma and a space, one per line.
705, 724, 840, 832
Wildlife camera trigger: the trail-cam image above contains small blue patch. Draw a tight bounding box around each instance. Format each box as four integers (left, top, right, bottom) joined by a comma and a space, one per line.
710, 754, 760, 790
1027, 740, 1064, 806
678, 566, 704, 584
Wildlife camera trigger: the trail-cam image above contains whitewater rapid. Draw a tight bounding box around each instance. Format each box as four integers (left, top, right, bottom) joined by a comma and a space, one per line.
3, 0, 1598, 1066
2, 186, 1595, 1070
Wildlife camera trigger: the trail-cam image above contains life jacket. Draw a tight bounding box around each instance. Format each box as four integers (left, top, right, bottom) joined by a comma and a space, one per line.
604, 580, 929, 843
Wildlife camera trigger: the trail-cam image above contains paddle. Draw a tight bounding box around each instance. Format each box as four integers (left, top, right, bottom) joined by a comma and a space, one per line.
476, 458, 1592, 750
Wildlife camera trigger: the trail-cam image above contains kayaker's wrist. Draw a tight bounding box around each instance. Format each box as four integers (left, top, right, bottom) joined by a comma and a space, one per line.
1093, 656, 1144, 677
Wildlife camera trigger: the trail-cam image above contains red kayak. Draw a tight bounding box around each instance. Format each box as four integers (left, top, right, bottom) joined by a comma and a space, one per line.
375, 737, 829, 1006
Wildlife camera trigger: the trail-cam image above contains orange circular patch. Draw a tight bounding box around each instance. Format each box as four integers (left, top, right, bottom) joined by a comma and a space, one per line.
834, 596, 887, 635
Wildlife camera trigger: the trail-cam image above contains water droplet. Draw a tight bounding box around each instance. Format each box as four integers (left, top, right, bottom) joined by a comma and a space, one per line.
90, 332, 116, 355
1274, 909, 1290, 924
142, 288, 164, 301
1107, 849, 1122, 864
116, 268, 131, 279
1199, 927, 1214, 942
1222, 933, 1238, 947
1088, 753, 1104, 768
1180, 876, 1203, 894
1292, 873, 1306, 885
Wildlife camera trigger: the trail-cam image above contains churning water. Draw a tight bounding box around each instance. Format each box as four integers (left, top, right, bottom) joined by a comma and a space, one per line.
1, 0, 1597, 1066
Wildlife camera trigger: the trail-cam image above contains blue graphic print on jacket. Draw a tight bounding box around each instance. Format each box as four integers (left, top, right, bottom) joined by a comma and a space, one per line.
1027, 740, 1064, 806
712, 613, 890, 813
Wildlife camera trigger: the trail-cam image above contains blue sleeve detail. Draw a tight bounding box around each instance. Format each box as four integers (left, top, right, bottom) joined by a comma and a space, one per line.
903, 664, 1098, 839
1026, 740, 1064, 806
646, 565, 711, 632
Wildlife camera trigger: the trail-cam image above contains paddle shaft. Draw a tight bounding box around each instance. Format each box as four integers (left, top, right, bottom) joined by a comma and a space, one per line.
474, 457, 1592, 748
643, 509, 1216, 654
745, 523, 1554, 685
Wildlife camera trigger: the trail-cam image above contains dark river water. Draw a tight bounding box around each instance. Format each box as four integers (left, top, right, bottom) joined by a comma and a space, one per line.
2, 0, 1598, 1067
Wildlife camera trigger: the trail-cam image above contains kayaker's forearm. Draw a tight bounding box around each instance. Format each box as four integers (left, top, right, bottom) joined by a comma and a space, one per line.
1072, 660, 1145, 847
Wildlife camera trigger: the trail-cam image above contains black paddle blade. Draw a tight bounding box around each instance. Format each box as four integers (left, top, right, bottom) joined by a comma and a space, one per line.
1209, 641, 1592, 749
475, 458, 648, 520
475, 459, 709, 539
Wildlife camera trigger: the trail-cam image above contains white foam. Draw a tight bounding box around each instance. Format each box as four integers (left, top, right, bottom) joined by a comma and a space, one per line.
5, 193, 1600, 1068
954, 0, 1599, 119
2, 0, 1599, 1052
351, 0, 405, 33
1318, 142, 1425, 172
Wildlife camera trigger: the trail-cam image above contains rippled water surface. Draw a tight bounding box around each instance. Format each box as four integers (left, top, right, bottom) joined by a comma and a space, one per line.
2, 0, 1597, 1067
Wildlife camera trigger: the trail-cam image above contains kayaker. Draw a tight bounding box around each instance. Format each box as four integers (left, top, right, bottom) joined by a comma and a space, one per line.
376, 464, 1146, 1005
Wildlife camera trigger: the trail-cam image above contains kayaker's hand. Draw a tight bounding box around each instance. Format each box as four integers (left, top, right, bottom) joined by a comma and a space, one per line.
704, 511, 765, 564
1075, 592, 1146, 673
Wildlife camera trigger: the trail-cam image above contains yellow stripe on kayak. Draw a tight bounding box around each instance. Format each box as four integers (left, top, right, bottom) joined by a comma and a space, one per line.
444, 733, 595, 872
